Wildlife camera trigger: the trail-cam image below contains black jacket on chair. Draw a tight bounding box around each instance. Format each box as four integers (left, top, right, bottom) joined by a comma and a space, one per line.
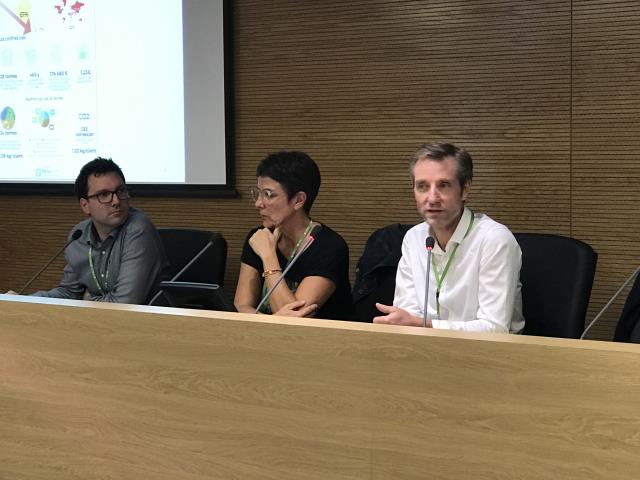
352, 223, 414, 322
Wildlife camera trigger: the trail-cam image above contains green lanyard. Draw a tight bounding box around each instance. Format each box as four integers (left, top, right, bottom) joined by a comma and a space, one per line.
432, 211, 475, 318
88, 246, 109, 295
258, 220, 314, 313
287, 220, 314, 262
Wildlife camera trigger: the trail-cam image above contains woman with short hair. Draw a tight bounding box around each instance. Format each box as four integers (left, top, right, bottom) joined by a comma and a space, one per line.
234, 151, 353, 319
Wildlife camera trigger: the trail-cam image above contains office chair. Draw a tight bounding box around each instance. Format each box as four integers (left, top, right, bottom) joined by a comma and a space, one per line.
514, 233, 597, 338
158, 228, 227, 286
150, 228, 228, 308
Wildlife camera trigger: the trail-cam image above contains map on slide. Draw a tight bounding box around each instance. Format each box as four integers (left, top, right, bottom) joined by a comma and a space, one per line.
1, 1, 87, 34
0, 0, 95, 181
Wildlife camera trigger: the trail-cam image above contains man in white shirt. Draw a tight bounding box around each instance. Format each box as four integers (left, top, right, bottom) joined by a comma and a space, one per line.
374, 142, 524, 333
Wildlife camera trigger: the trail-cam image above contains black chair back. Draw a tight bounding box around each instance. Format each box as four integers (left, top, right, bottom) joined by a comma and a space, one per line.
514, 233, 597, 338
158, 228, 227, 287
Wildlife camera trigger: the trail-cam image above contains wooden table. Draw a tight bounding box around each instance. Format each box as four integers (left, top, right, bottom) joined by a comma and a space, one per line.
1, 295, 639, 479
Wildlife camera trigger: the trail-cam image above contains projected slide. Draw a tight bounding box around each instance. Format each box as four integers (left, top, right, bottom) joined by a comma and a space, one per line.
0, 0, 98, 180
0, 0, 230, 188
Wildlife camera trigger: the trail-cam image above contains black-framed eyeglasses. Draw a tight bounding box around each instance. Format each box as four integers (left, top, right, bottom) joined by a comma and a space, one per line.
87, 186, 130, 204
250, 186, 279, 202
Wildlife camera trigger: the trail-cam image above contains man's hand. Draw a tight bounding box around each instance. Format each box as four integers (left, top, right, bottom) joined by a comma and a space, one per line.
373, 303, 430, 327
274, 299, 318, 318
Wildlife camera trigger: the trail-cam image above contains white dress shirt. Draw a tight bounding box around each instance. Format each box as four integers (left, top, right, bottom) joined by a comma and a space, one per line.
394, 207, 524, 333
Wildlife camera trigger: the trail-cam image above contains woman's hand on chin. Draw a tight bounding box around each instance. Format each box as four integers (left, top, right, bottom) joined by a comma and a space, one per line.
249, 227, 280, 260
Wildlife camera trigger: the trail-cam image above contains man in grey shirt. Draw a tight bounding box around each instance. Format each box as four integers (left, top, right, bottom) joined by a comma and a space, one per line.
29, 157, 167, 304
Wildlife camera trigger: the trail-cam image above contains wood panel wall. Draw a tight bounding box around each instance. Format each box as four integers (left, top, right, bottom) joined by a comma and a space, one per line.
572, 0, 640, 338
0, 0, 638, 340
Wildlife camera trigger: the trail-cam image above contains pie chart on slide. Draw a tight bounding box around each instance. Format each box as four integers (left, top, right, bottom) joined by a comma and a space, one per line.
1, 107, 15, 129
39, 110, 50, 127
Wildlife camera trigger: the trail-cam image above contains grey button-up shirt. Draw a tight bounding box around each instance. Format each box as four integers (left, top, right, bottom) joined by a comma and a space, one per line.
33, 208, 167, 304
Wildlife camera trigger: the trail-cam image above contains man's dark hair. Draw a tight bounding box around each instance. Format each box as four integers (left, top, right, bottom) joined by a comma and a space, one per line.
74, 157, 126, 200
256, 151, 321, 214
409, 142, 473, 188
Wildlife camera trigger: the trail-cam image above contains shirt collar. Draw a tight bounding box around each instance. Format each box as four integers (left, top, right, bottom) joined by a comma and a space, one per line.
88, 223, 106, 246
85, 208, 134, 247
429, 207, 472, 254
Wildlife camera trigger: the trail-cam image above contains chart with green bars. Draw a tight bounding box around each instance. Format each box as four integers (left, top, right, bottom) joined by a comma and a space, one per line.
0, 0, 96, 180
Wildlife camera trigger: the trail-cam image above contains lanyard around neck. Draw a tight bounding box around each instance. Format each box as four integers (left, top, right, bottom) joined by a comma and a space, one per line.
287, 220, 314, 262
88, 245, 109, 295
431, 211, 475, 318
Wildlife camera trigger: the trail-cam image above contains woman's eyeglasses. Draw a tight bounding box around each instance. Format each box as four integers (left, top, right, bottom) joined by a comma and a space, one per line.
250, 186, 279, 202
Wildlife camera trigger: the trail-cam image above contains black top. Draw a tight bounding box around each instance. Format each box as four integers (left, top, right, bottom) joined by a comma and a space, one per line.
241, 224, 353, 320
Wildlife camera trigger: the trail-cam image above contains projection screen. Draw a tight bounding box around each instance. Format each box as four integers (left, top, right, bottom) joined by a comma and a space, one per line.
0, 0, 234, 197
